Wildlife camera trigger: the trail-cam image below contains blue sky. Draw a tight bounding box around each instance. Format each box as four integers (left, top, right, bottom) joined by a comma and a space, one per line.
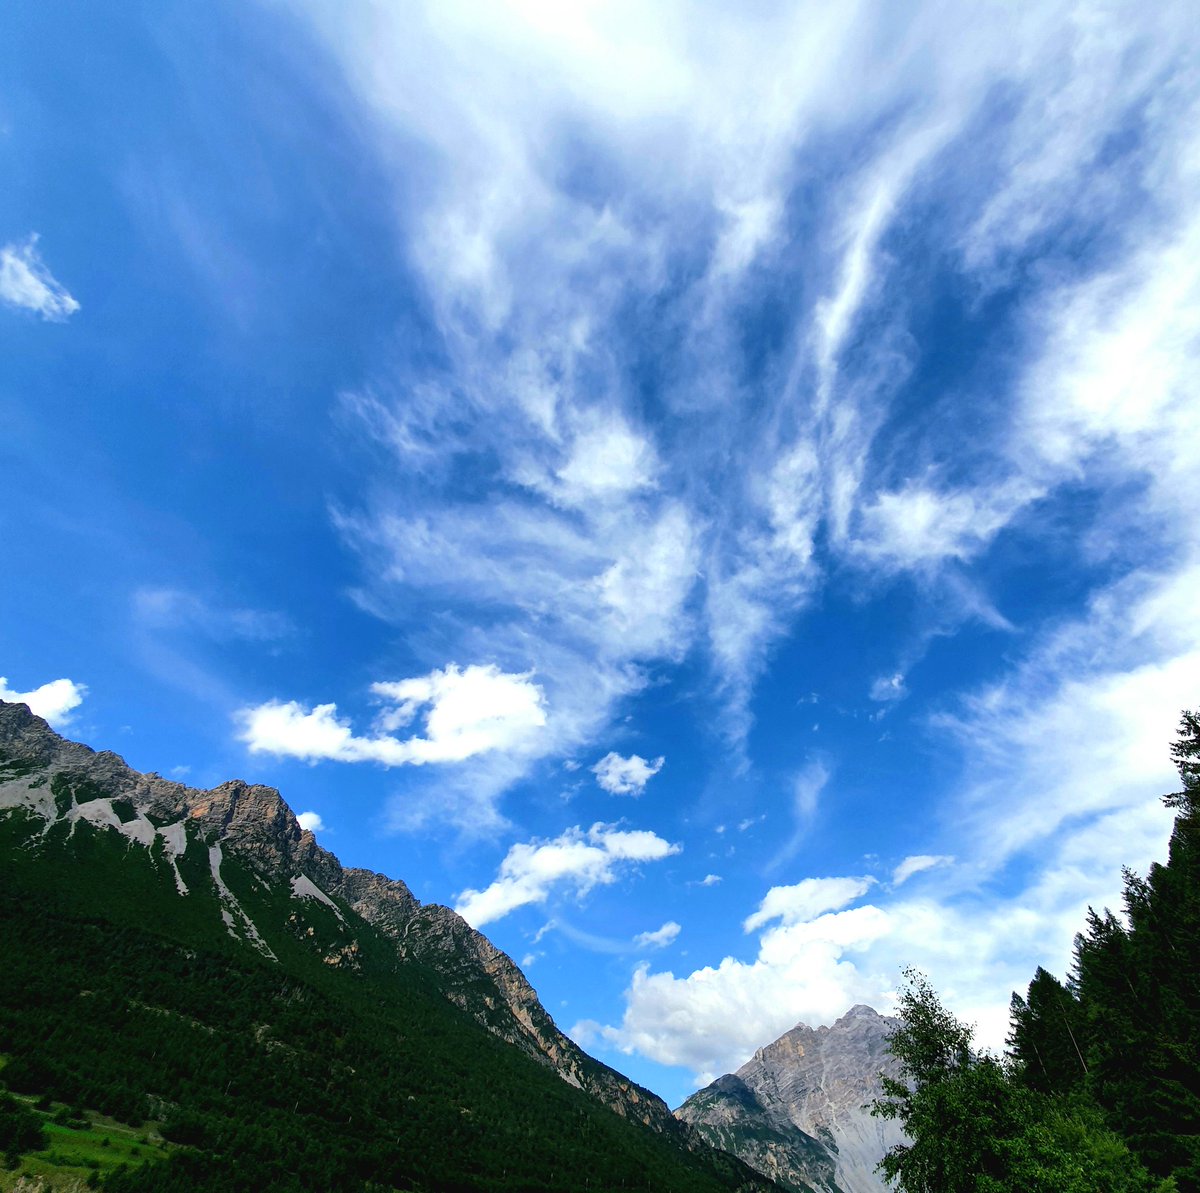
3, 1, 1199, 1108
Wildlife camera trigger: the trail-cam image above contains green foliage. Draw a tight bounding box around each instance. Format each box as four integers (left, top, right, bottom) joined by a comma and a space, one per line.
873, 970, 1164, 1192
1007, 710, 1200, 1189
0, 796, 766, 1192
1165, 710, 1200, 813
0, 1092, 46, 1157
1007, 967, 1087, 1096
874, 970, 1019, 1190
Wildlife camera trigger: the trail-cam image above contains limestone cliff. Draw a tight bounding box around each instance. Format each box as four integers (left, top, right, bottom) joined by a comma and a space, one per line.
676, 1006, 905, 1193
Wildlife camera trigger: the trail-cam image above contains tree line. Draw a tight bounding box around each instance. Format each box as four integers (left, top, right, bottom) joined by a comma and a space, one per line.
874, 711, 1200, 1191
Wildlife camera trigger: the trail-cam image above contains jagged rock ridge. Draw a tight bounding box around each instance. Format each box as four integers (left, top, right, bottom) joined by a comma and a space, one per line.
676, 1005, 906, 1193
0, 700, 694, 1149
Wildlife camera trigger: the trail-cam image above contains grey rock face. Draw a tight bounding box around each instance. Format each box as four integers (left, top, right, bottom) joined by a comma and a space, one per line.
0, 700, 691, 1147
677, 1005, 905, 1193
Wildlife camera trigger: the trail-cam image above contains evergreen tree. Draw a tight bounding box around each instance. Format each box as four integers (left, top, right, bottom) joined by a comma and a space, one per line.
1006, 709, 1200, 1189
875, 970, 1166, 1192
1008, 967, 1087, 1096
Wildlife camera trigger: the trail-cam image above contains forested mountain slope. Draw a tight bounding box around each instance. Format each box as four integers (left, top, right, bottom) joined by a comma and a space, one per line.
0, 700, 780, 1193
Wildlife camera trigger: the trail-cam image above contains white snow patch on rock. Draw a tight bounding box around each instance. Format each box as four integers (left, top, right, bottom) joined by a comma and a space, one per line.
0, 777, 58, 821
73, 797, 122, 832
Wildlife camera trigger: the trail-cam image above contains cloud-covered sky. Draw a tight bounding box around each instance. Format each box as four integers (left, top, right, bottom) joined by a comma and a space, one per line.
3, 0, 1198, 1107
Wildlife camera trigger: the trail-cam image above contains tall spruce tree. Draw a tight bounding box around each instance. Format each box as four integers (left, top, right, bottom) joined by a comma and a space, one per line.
1006, 709, 1200, 1189
1007, 966, 1087, 1096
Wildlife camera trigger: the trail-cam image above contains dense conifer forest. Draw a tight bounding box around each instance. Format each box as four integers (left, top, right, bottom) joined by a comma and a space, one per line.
874, 711, 1200, 1191
0, 800, 770, 1192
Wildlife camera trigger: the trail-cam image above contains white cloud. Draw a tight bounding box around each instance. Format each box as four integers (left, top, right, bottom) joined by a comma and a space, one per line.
455, 822, 681, 928
592, 751, 665, 796
550, 417, 660, 507
291, 0, 1200, 841
870, 673, 907, 703
854, 480, 1037, 571
0, 235, 79, 321
698, 873, 723, 886
892, 854, 953, 886
593, 883, 892, 1078
743, 876, 876, 933
769, 759, 830, 867
634, 921, 681, 950
296, 811, 325, 834
238, 664, 546, 767
0, 676, 87, 728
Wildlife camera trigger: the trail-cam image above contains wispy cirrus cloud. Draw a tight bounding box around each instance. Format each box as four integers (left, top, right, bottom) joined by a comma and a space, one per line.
0, 235, 79, 321
891, 855, 953, 887
134, 587, 294, 642
282, 0, 1200, 844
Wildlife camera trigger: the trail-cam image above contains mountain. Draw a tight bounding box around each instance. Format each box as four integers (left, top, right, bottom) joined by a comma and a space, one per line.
0, 700, 779, 1192
676, 1006, 905, 1193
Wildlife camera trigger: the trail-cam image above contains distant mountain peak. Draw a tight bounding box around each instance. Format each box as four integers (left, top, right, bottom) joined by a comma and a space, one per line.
678, 1005, 904, 1193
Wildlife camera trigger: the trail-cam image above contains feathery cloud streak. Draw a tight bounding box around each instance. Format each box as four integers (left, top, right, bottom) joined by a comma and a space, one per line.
0, 236, 79, 321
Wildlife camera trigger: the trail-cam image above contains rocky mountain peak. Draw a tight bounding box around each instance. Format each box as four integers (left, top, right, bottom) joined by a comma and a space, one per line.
678, 1006, 904, 1193
0, 700, 698, 1153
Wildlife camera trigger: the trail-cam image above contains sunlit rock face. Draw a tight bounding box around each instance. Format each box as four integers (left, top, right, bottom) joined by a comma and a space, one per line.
677, 1004, 906, 1193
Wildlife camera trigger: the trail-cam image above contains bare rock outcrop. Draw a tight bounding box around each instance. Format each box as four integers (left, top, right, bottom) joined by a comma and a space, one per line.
677, 1005, 905, 1193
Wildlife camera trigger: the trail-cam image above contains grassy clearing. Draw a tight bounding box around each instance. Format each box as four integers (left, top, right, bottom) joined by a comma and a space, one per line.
0, 1099, 170, 1192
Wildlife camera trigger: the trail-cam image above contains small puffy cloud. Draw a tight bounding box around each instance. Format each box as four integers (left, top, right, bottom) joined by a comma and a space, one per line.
0, 235, 80, 321
592, 751, 665, 796
699, 873, 723, 886
743, 876, 876, 933
634, 921, 681, 950
238, 663, 546, 766
892, 854, 953, 886
296, 811, 325, 833
870, 672, 907, 703
455, 822, 680, 928
0, 676, 87, 728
